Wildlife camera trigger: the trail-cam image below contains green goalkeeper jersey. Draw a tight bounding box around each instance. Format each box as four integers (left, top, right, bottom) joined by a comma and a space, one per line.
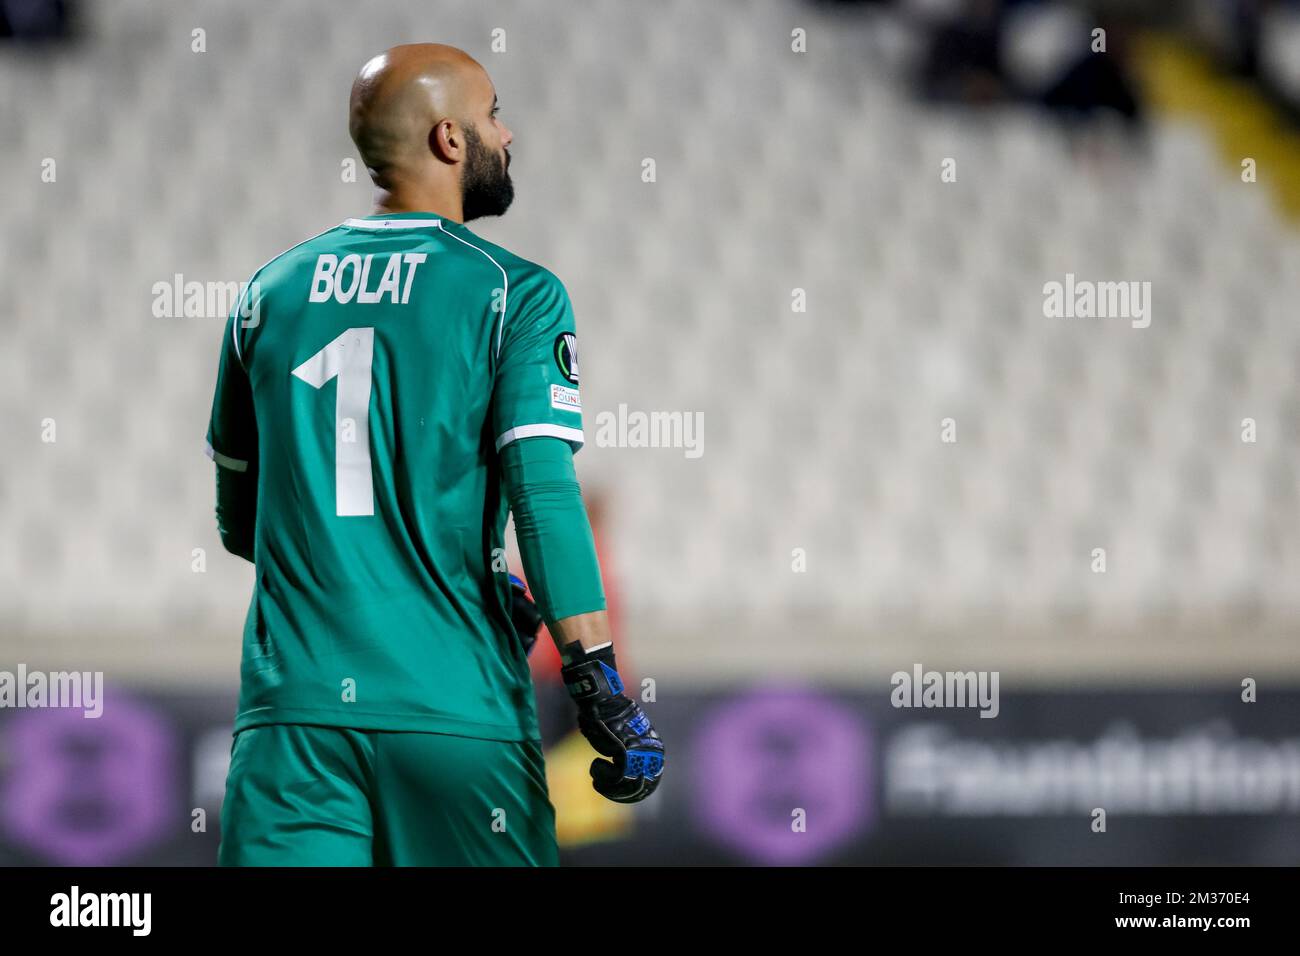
204, 213, 586, 741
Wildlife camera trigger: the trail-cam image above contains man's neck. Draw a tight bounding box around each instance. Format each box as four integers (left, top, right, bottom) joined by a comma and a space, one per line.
371, 187, 463, 223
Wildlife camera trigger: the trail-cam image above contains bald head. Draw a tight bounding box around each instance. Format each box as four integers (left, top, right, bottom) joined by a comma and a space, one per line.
348, 43, 514, 220
350, 43, 483, 175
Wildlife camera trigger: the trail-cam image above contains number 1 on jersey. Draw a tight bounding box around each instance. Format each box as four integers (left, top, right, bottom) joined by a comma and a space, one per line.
291, 327, 375, 516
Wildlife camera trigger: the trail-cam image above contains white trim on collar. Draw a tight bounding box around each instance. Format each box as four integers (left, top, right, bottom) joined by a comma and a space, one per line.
342, 217, 444, 229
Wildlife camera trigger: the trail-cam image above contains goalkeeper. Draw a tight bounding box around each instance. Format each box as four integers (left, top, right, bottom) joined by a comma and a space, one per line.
210, 43, 663, 867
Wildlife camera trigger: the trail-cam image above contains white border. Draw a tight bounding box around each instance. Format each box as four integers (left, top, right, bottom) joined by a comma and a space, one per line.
342, 217, 445, 229
494, 424, 585, 451
203, 439, 249, 472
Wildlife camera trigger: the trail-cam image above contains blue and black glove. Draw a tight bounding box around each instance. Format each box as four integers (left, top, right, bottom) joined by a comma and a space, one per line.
508, 574, 544, 657
560, 640, 665, 803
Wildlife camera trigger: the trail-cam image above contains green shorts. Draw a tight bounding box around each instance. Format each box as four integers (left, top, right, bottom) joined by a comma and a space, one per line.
218, 724, 558, 866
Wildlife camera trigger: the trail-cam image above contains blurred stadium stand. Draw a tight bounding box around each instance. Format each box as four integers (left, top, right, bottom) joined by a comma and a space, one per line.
2, 0, 1297, 684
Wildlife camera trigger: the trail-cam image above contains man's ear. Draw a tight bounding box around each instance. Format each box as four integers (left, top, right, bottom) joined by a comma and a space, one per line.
429, 120, 460, 163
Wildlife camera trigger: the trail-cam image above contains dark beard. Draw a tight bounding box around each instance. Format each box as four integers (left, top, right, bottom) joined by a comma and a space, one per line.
461, 122, 514, 221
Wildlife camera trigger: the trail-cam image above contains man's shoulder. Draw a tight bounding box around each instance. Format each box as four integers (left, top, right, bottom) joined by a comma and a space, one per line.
441, 224, 565, 297
243, 222, 347, 290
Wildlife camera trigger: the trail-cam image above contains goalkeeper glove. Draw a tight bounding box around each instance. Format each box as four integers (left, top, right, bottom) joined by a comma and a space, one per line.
508, 574, 543, 657
560, 640, 665, 803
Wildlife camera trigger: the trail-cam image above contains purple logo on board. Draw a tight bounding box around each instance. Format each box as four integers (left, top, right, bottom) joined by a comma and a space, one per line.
692, 687, 873, 865
0, 691, 177, 864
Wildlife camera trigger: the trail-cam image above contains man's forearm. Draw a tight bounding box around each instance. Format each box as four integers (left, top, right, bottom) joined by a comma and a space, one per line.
500, 436, 607, 642
547, 609, 614, 654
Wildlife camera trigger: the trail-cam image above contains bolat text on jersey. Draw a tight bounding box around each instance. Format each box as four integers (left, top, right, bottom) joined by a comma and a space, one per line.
309, 252, 427, 304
